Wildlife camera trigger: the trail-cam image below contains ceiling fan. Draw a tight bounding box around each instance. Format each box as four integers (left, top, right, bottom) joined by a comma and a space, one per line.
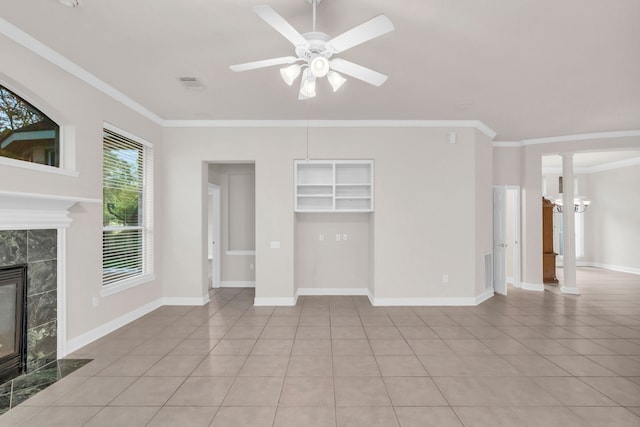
229, 0, 394, 100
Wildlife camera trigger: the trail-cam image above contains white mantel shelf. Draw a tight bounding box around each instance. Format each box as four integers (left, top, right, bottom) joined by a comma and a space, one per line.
0, 191, 101, 229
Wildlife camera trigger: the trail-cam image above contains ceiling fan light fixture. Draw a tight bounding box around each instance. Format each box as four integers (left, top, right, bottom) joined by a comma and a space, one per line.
310, 56, 330, 78
327, 70, 346, 92
58, 0, 81, 7
280, 64, 301, 86
299, 69, 317, 99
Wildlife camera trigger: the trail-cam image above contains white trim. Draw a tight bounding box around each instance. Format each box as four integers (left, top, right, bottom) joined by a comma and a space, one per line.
296, 287, 369, 296
254, 296, 298, 306
226, 251, 256, 256
220, 281, 256, 288
521, 282, 545, 292
0, 17, 163, 125
64, 298, 163, 355
560, 286, 580, 295
103, 122, 154, 148
493, 141, 523, 147
543, 156, 640, 175
580, 262, 640, 275
57, 228, 67, 358
475, 289, 494, 304
586, 157, 640, 174
0, 191, 101, 229
0, 156, 78, 176
163, 120, 497, 139
208, 183, 221, 289
100, 274, 155, 297
161, 296, 210, 306
523, 130, 640, 146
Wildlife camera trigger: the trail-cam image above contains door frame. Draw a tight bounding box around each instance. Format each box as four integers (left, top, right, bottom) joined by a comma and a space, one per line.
208, 183, 221, 289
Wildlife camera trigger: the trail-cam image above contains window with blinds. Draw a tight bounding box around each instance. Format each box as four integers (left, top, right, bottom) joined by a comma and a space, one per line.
102, 126, 153, 287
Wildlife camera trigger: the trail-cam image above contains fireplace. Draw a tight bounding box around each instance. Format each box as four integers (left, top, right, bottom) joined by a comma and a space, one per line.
0, 266, 27, 384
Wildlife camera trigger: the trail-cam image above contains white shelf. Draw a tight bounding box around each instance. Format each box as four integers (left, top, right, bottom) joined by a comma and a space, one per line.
295, 160, 373, 212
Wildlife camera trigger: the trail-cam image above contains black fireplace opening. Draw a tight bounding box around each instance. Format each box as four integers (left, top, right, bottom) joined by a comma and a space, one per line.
0, 265, 27, 384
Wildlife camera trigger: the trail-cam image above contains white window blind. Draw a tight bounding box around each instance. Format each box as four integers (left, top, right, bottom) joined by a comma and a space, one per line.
102, 126, 153, 287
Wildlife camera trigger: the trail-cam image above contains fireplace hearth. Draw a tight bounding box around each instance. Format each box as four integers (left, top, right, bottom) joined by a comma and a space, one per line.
0, 266, 26, 384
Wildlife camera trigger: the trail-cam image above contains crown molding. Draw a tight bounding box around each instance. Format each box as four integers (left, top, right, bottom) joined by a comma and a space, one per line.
0, 17, 164, 125
492, 141, 523, 147
522, 130, 640, 146
162, 119, 498, 139
542, 156, 640, 175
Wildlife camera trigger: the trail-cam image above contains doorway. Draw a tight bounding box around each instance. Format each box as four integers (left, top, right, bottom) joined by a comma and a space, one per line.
493, 186, 521, 295
206, 163, 256, 289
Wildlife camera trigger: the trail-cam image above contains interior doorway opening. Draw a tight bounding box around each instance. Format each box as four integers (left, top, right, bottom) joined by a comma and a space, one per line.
206, 163, 256, 289
493, 185, 521, 295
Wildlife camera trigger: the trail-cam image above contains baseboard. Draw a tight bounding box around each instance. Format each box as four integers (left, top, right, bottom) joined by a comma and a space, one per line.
560, 286, 580, 295
64, 298, 162, 356
588, 262, 640, 275
254, 296, 298, 306
220, 281, 256, 288
521, 282, 545, 292
476, 289, 494, 304
296, 287, 369, 296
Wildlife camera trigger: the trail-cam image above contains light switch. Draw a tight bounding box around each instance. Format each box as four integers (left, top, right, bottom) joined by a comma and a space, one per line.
343, 234, 348, 241
319, 234, 324, 241
270, 241, 281, 249
336, 234, 341, 241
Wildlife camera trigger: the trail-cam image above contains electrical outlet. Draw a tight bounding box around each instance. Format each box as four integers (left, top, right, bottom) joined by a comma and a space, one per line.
92, 297, 99, 307
442, 274, 449, 284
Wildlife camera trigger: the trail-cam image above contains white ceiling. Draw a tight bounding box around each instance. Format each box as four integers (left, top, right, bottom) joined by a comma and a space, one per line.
2, 0, 640, 140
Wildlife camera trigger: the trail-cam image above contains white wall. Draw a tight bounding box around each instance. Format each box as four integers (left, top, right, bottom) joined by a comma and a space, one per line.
0, 35, 163, 349
161, 126, 492, 304
295, 213, 370, 291
585, 164, 640, 272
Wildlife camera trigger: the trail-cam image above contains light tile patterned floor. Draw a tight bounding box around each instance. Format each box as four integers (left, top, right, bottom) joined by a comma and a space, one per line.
1, 267, 640, 426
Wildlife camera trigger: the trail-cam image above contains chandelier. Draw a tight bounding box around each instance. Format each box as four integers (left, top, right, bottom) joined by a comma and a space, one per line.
553, 195, 591, 213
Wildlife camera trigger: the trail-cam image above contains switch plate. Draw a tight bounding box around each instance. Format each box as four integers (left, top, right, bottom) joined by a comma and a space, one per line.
336, 234, 341, 241
442, 274, 449, 284
270, 241, 281, 249
343, 234, 348, 241
319, 234, 324, 241
250, 263, 254, 270
92, 297, 99, 307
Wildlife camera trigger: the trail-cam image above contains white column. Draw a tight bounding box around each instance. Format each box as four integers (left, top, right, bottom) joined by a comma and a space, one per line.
561, 153, 579, 295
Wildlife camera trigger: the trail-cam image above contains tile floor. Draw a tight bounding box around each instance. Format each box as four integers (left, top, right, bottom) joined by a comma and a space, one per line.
1, 267, 640, 426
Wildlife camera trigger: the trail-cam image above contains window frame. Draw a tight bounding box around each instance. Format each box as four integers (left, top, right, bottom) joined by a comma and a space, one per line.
101, 123, 154, 296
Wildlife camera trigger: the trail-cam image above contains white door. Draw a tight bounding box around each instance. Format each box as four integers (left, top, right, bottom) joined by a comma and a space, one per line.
208, 184, 221, 289
493, 186, 507, 295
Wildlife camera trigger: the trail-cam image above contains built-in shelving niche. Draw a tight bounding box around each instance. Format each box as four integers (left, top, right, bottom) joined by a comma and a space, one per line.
294, 160, 374, 213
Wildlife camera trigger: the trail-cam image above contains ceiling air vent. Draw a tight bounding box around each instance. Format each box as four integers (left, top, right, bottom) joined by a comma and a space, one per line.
178, 77, 205, 90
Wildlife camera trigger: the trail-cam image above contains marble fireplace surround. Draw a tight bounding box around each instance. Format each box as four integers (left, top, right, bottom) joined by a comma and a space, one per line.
0, 191, 100, 361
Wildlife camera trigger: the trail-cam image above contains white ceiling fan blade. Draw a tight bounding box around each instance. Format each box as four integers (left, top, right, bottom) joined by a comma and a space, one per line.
330, 58, 388, 87
253, 5, 308, 47
229, 56, 299, 72
327, 15, 394, 54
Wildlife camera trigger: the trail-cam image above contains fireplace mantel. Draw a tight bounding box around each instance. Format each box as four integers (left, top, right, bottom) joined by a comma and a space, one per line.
0, 191, 101, 230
